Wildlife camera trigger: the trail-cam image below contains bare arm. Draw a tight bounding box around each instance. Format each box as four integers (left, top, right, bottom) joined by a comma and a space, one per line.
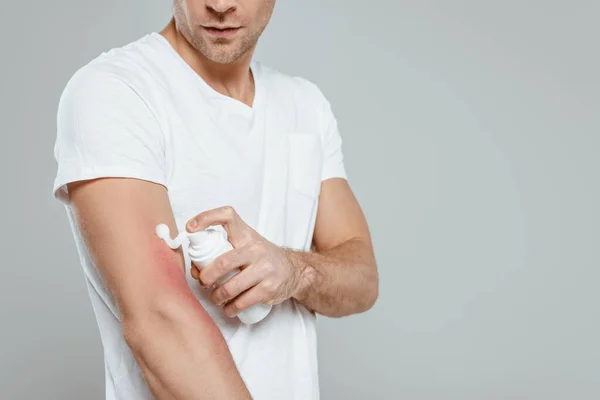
69, 177, 251, 400
290, 178, 379, 317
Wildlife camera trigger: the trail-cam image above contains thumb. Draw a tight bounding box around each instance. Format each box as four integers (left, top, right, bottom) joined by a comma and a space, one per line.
186, 205, 253, 247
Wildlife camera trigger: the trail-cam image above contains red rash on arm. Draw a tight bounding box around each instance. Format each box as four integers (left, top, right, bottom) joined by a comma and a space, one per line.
68, 178, 250, 398
143, 221, 221, 328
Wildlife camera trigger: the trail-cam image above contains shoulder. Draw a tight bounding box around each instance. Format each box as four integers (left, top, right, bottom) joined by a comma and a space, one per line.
255, 61, 330, 108
254, 62, 335, 137
59, 34, 162, 111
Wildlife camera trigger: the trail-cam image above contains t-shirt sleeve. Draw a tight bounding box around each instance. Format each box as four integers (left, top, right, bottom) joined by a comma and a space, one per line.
317, 88, 347, 182
52, 66, 167, 204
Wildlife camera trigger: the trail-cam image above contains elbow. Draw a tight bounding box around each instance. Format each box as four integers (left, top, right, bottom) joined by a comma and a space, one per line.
121, 294, 178, 352
122, 319, 148, 355
360, 266, 379, 313
122, 292, 216, 352
357, 285, 378, 314
364, 280, 379, 311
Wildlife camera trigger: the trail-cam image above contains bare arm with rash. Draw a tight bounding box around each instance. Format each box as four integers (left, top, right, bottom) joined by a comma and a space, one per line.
68, 177, 251, 400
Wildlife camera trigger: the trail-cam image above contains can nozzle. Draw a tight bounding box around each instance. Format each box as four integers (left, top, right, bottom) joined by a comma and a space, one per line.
155, 223, 226, 250
155, 223, 190, 249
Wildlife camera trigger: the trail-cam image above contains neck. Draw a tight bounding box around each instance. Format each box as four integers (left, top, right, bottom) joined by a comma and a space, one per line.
159, 17, 255, 106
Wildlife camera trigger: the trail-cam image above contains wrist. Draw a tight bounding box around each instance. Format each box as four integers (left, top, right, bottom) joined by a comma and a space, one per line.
285, 249, 317, 302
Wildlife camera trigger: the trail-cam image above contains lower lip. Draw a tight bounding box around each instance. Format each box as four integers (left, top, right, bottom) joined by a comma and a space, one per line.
203, 27, 241, 38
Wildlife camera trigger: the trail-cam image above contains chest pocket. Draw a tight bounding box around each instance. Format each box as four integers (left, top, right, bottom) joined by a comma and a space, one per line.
285, 133, 323, 250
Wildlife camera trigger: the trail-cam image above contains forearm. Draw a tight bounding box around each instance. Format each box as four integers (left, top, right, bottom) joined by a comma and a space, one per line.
288, 238, 379, 318
123, 286, 251, 400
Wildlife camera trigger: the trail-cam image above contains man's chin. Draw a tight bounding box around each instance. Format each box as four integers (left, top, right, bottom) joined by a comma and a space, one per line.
203, 47, 246, 65
205, 53, 238, 65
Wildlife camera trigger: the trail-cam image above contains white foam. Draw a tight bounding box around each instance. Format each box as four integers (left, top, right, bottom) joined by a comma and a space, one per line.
155, 223, 189, 249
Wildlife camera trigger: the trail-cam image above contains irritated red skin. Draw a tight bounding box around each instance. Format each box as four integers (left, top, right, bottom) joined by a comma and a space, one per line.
147, 224, 221, 332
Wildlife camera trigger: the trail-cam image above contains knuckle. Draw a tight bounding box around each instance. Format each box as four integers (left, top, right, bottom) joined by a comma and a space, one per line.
255, 260, 271, 277
215, 256, 231, 273
215, 255, 228, 270
199, 270, 210, 285
196, 213, 209, 226
257, 259, 273, 275
263, 280, 276, 293
230, 301, 242, 313
267, 279, 278, 293
265, 260, 275, 272
222, 205, 236, 218
220, 284, 232, 299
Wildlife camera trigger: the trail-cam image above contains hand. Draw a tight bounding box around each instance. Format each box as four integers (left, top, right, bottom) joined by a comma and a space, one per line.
186, 206, 305, 318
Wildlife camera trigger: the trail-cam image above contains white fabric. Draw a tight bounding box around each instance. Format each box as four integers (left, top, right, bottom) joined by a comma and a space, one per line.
52, 32, 347, 400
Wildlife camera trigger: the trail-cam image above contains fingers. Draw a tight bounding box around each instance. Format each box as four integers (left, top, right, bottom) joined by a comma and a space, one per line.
186, 205, 251, 246
198, 246, 255, 288
223, 282, 273, 318
191, 264, 200, 280
211, 266, 263, 306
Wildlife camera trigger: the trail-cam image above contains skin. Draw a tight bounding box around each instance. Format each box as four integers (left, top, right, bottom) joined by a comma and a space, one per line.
69, 178, 251, 399
163, 0, 276, 106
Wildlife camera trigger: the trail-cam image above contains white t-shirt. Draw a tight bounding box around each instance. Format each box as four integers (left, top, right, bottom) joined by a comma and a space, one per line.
53, 32, 346, 400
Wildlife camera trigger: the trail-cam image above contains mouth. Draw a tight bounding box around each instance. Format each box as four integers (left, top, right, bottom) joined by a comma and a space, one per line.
202, 26, 242, 38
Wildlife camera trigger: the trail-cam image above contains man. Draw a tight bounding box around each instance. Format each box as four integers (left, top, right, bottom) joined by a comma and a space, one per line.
52, 0, 378, 399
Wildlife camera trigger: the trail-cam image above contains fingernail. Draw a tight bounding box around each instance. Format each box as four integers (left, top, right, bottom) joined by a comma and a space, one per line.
188, 219, 197, 230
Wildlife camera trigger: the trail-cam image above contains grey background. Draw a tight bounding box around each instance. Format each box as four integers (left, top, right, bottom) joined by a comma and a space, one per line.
1, 0, 598, 399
